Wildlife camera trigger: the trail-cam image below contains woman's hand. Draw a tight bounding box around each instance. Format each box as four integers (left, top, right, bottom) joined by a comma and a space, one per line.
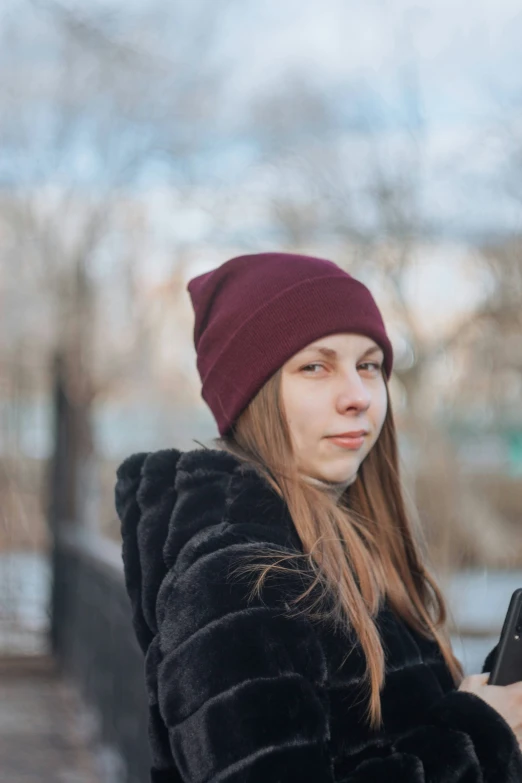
458, 673, 522, 751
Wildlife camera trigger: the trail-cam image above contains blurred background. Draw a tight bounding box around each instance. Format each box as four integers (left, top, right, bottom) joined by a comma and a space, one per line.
1, 0, 521, 780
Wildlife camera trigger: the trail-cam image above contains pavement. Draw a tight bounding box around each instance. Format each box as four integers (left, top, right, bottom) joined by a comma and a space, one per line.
0, 655, 102, 783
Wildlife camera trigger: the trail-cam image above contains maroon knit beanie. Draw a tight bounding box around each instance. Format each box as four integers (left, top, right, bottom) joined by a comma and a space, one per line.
187, 252, 393, 437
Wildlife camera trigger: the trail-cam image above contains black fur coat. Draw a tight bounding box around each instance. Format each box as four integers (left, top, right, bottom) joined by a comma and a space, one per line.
115, 447, 522, 782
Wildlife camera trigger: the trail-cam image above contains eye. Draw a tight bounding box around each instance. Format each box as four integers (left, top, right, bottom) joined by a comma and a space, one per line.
358, 361, 383, 373
300, 363, 325, 374
300, 361, 383, 375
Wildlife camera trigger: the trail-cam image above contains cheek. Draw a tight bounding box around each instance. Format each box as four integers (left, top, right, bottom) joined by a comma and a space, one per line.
287, 397, 317, 434
281, 376, 326, 437
373, 384, 388, 432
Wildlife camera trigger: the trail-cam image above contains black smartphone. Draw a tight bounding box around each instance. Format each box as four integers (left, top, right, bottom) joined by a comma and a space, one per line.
488, 587, 522, 686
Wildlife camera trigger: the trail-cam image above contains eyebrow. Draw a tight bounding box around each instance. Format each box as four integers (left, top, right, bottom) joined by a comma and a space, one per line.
299, 344, 383, 360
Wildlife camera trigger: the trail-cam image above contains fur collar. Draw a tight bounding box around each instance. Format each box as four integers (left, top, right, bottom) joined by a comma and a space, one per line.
115, 445, 498, 676
115, 446, 300, 652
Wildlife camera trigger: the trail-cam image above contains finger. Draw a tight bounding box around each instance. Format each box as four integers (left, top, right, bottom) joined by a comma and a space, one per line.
467, 673, 490, 685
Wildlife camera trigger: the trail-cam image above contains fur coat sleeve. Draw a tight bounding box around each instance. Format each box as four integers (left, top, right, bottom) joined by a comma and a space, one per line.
115, 447, 522, 783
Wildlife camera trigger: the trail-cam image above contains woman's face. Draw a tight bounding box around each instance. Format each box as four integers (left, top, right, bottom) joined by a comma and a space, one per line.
280, 332, 388, 484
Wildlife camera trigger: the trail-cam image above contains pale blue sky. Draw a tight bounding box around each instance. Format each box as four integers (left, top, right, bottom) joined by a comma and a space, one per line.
4, 0, 520, 128
220, 0, 522, 125
1, 0, 521, 237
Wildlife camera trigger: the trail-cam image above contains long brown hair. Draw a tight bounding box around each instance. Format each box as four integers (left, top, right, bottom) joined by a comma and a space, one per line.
208, 366, 464, 731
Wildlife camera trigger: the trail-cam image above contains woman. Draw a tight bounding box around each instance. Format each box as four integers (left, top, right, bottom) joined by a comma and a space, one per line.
115, 252, 522, 783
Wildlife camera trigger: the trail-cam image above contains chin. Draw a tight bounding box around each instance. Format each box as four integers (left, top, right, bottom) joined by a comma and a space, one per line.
333, 459, 361, 481
326, 468, 358, 485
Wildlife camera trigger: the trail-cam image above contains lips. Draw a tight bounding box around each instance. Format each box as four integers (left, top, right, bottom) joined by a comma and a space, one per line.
327, 432, 366, 450
328, 430, 367, 438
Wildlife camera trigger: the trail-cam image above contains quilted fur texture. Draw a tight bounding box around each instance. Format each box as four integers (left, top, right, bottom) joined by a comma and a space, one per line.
115, 447, 522, 783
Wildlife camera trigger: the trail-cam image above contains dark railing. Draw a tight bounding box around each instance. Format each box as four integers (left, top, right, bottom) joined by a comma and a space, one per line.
50, 525, 151, 783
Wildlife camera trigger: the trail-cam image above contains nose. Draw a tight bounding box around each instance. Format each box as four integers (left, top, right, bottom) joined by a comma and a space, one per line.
336, 372, 371, 413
